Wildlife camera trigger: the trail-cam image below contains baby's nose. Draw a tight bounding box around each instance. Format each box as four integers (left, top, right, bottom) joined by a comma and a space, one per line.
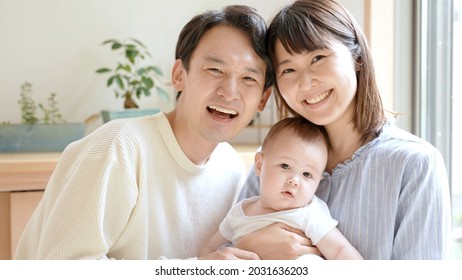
287, 176, 299, 187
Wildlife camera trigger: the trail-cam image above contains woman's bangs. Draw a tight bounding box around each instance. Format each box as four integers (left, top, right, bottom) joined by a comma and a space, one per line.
277, 17, 331, 54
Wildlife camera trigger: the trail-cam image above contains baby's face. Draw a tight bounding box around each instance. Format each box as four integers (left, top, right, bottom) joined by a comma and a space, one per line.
256, 129, 328, 211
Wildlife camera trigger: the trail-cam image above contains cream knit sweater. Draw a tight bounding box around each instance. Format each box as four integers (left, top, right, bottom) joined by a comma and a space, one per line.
15, 113, 246, 259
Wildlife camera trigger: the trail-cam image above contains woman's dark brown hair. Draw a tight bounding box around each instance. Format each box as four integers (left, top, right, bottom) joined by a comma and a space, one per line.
267, 0, 385, 143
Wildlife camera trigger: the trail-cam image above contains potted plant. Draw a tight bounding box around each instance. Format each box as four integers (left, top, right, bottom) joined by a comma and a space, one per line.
0, 82, 85, 152
96, 38, 169, 122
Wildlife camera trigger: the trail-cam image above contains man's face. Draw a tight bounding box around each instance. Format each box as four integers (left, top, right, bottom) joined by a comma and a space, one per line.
172, 25, 270, 143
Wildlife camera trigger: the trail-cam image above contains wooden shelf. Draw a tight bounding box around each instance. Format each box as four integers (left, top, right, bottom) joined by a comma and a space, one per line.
0, 152, 59, 259
0, 153, 60, 192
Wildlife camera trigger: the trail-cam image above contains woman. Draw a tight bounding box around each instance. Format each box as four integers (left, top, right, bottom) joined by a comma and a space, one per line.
237, 0, 452, 259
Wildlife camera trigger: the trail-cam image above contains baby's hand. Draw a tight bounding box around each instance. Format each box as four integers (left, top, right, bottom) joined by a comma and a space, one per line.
198, 247, 260, 260
236, 222, 321, 259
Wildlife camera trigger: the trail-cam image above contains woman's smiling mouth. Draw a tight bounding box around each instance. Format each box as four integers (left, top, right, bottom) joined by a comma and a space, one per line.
306, 89, 331, 105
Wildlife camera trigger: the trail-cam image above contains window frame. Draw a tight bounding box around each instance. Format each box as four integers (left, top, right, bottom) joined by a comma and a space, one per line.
413, 0, 453, 192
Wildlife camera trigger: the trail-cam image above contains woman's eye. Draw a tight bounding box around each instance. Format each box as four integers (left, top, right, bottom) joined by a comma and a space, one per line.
303, 172, 312, 179
312, 55, 325, 64
280, 68, 294, 75
280, 163, 290, 169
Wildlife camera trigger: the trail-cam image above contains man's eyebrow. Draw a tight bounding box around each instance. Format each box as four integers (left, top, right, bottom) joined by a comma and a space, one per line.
246, 66, 264, 76
203, 55, 264, 76
204, 55, 225, 64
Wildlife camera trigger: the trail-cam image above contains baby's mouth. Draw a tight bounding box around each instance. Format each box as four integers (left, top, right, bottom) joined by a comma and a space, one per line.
282, 190, 294, 198
207, 105, 238, 119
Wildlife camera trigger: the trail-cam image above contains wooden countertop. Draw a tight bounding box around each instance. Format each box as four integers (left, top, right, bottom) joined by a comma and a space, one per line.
0, 153, 60, 192
0, 145, 258, 193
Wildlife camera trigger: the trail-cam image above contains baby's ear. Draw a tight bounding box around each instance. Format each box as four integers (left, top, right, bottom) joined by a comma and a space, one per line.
254, 152, 263, 177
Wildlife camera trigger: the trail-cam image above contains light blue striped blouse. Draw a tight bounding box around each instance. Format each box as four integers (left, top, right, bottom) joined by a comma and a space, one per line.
238, 120, 453, 259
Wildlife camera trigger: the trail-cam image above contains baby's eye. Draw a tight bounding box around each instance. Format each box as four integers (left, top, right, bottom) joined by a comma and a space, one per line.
303, 172, 312, 179
280, 163, 290, 169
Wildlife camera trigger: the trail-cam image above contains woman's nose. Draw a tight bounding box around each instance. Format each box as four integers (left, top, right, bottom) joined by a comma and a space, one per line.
299, 70, 318, 91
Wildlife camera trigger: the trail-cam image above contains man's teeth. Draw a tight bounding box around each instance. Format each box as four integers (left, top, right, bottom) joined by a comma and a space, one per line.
208, 105, 237, 115
306, 90, 330, 104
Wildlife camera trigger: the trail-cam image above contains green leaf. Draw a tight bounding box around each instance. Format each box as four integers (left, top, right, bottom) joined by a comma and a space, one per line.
123, 75, 132, 82
123, 64, 131, 72
143, 87, 151, 97
129, 80, 140, 87
116, 64, 131, 72
131, 38, 146, 48
126, 49, 139, 64
135, 87, 143, 99
141, 77, 154, 88
107, 76, 115, 87
115, 76, 124, 89
150, 66, 163, 76
137, 68, 147, 75
96, 68, 111, 73
102, 39, 118, 45
111, 42, 122, 50
156, 86, 170, 101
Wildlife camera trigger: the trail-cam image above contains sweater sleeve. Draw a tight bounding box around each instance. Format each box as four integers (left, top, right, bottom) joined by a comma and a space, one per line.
15, 122, 139, 260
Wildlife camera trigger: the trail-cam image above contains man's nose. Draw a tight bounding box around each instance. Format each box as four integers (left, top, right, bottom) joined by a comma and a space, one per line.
216, 78, 239, 101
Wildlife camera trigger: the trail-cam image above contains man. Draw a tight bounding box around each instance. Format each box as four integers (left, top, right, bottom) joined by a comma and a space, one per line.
15, 5, 272, 260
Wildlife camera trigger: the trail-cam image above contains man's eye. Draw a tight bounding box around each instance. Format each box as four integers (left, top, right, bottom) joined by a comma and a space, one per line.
280, 163, 290, 169
243, 76, 257, 82
207, 68, 223, 74
303, 172, 312, 179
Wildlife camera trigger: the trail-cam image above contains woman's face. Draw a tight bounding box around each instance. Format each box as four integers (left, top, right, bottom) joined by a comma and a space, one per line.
273, 39, 358, 128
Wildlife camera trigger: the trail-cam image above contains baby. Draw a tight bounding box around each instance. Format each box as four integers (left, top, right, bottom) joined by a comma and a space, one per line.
200, 117, 362, 260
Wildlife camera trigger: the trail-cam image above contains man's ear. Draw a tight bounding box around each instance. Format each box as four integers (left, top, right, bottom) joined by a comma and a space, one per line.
254, 152, 263, 177
256, 87, 272, 112
172, 59, 185, 92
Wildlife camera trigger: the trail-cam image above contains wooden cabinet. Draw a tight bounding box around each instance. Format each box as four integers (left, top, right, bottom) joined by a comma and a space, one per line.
0, 153, 59, 260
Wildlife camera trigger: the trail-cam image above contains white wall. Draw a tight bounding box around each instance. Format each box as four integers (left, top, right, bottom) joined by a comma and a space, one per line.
0, 0, 363, 133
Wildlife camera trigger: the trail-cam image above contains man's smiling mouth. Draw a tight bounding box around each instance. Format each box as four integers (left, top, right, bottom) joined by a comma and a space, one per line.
207, 105, 239, 119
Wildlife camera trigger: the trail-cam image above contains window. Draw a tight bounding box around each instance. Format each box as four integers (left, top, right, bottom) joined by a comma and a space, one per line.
451, 0, 462, 259
415, 0, 461, 259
